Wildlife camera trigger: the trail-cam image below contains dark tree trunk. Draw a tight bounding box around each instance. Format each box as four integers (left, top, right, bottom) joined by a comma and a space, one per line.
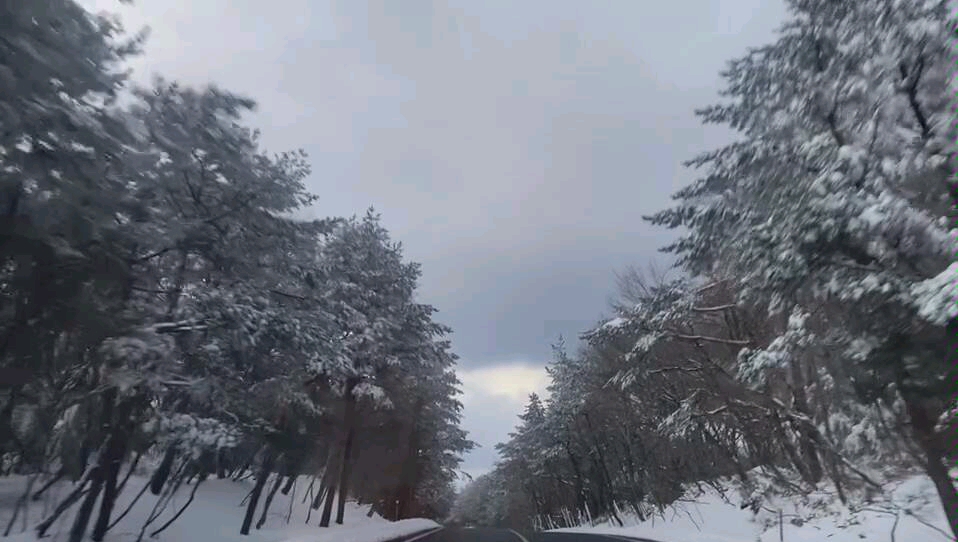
148, 473, 207, 538
116, 450, 142, 496
108, 479, 151, 531
617, 435, 645, 520
281, 475, 296, 496
788, 360, 823, 484
32, 469, 65, 502
778, 417, 815, 485
0, 387, 18, 447
240, 450, 276, 536
311, 481, 327, 511
255, 465, 285, 529
395, 406, 423, 521
318, 441, 342, 528
583, 412, 621, 526
68, 387, 122, 542
67, 466, 104, 542
280, 451, 304, 495
216, 448, 227, 479
334, 383, 359, 525
232, 447, 259, 481
334, 423, 355, 525
90, 397, 138, 541
564, 441, 586, 512
904, 395, 958, 538
318, 480, 337, 527
312, 446, 337, 510
151, 445, 177, 495
35, 471, 93, 537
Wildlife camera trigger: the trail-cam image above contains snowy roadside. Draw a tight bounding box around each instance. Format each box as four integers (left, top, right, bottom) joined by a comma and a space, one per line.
548, 474, 955, 542
0, 474, 439, 542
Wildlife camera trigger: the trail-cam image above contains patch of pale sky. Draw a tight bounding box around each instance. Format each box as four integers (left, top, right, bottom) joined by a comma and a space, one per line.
456, 362, 551, 483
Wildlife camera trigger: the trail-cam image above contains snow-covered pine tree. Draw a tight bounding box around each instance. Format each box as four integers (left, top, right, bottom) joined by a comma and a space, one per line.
0, 0, 147, 469
645, 0, 957, 532
313, 209, 436, 526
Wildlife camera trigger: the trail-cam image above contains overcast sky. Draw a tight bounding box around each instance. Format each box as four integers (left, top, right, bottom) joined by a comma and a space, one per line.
86, 0, 787, 482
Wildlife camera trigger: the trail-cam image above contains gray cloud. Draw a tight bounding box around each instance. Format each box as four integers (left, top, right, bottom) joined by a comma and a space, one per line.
86, 0, 787, 475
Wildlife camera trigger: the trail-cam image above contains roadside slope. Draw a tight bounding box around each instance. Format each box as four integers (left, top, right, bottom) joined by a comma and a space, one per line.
0, 474, 439, 542
549, 474, 954, 542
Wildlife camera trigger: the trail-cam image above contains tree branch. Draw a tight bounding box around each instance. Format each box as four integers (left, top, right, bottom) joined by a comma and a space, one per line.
269, 289, 308, 301
133, 247, 175, 263
899, 56, 931, 138
647, 366, 706, 376
695, 280, 730, 294
692, 303, 737, 313
668, 332, 751, 346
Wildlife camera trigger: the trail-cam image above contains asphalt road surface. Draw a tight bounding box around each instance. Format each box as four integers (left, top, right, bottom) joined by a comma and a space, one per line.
393, 527, 662, 542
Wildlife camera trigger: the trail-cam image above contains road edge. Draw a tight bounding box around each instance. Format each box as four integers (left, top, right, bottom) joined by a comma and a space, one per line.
542, 530, 664, 542
591, 533, 664, 542
385, 525, 444, 542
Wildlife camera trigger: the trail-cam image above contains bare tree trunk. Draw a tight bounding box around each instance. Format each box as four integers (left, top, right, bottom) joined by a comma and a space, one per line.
216, 447, 230, 479
91, 397, 138, 541
564, 441, 586, 513
321, 383, 355, 528
335, 395, 358, 525
396, 418, 421, 521
903, 396, 958, 538
311, 447, 337, 510
135, 461, 189, 542
302, 475, 316, 505
149, 473, 207, 538
333, 430, 355, 525
32, 469, 65, 502
35, 471, 93, 537
255, 461, 286, 529
3, 474, 37, 536
116, 450, 143, 496
240, 450, 276, 535
151, 445, 177, 495
311, 482, 327, 511
583, 412, 622, 526
286, 479, 297, 523
68, 387, 122, 542
318, 480, 337, 527
108, 478, 151, 530
318, 445, 343, 526
788, 359, 823, 484
281, 474, 296, 496
67, 465, 105, 542
0, 387, 19, 455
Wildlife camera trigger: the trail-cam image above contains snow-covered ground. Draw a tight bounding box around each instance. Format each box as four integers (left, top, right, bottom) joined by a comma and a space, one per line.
0, 474, 438, 542
550, 474, 955, 542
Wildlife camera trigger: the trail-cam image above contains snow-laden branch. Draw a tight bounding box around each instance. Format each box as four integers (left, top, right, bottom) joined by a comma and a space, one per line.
667, 331, 752, 346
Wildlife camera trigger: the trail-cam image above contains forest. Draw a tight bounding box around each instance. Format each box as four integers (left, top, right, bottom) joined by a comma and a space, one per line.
0, 1, 474, 541
449, 0, 957, 538
1, 0, 956, 541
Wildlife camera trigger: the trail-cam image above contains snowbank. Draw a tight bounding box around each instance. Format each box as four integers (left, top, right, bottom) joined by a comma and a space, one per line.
550, 474, 954, 542
0, 474, 439, 542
